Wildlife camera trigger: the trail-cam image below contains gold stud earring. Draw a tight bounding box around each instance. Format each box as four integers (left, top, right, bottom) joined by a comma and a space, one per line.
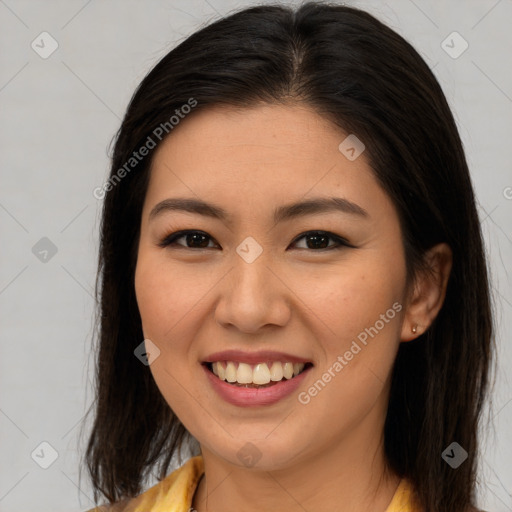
412, 325, 417, 334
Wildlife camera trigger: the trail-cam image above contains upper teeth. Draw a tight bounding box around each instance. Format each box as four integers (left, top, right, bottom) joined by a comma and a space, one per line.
211, 361, 305, 385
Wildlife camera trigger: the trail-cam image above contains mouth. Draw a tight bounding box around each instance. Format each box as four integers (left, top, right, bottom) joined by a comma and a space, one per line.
203, 360, 314, 388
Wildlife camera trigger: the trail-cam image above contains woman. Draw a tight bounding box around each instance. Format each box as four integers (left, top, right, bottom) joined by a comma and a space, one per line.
83, 2, 493, 511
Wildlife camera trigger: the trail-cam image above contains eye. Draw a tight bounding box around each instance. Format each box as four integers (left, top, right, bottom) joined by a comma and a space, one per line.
290, 230, 352, 251
159, 229, 352, 251
158, 230, 219, 249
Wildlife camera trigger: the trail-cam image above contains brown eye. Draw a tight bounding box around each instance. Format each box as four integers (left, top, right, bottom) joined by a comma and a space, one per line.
159, 230, 219, 249
158, 229, 352, 251
290, 231, 352, 250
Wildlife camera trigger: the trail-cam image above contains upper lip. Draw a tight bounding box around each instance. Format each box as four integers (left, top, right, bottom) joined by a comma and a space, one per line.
203, 350, 312, 365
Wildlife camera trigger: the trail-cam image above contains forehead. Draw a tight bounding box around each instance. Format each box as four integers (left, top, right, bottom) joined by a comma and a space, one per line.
152, 103, 353, 171
144, 103, 395, 226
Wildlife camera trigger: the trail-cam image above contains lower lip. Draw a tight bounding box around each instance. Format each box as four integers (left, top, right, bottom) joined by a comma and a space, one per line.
203, 364, 312, 407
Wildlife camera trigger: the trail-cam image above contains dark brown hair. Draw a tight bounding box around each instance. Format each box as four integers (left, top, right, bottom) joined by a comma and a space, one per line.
82, 3, 494, 511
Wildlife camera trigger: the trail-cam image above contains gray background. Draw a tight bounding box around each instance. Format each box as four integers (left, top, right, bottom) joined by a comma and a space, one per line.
0, 0, 511, 510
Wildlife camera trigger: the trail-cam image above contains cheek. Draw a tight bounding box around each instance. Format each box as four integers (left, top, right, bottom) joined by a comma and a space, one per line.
295, 260, 404, 343
134, 252, 209, 341
297, 260, 404, 400
134, 256, 203, 424
134, 259, 171, 340
296, 277, 402, 436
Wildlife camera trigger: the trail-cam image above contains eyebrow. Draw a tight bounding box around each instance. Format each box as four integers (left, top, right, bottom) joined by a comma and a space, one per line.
148, 196, 368, 224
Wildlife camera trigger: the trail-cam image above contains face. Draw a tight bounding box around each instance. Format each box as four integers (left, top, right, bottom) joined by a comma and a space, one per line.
134, 103, 409, 470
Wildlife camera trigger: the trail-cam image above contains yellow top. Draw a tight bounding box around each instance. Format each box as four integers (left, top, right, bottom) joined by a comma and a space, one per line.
85, 455, 420, 511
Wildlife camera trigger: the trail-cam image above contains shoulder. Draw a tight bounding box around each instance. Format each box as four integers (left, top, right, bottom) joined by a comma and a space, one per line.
83, 455, 204, 512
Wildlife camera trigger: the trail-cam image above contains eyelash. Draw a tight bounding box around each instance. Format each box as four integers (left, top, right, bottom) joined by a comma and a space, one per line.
158, 230, 353, 251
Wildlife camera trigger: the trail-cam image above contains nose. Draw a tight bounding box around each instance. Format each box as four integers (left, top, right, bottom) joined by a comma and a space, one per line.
214, 247, 291, 334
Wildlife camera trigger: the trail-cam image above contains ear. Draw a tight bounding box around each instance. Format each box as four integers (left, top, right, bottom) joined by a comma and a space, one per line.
400, 243, 452, 341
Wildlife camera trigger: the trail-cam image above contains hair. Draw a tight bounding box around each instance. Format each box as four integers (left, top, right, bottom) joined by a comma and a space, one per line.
82, 2, 494, 511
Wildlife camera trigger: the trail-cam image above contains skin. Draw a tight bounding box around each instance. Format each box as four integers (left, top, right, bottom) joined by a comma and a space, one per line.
134, 103, 452, 512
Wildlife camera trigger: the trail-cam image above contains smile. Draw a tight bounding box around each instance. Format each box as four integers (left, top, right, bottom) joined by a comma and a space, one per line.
206, 361, 311, 387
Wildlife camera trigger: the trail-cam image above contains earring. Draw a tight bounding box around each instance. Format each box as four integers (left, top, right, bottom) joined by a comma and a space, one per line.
411, 325, 417, 334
